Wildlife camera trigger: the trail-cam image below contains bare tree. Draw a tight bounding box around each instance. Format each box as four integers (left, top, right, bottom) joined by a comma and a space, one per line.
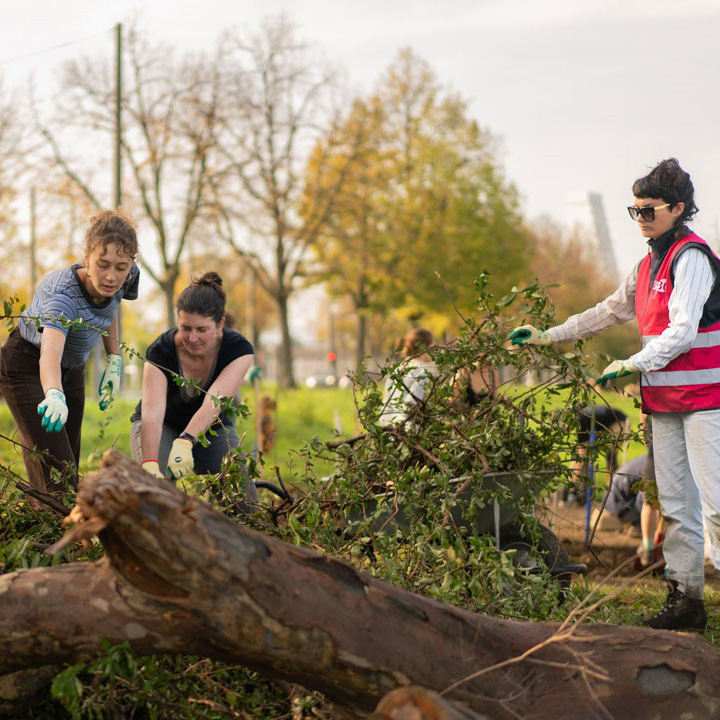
210, 16, 359, 387
32, 23, 222, 326
0, 76, 29, 295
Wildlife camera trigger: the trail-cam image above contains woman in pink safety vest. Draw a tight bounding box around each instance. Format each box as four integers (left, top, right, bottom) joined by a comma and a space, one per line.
510, 158, 720, 632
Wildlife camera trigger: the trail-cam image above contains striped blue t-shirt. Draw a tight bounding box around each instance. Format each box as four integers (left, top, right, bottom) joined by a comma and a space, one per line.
18, 262, 140, 368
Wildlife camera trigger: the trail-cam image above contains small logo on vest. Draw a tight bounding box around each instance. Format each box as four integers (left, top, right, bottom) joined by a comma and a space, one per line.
652, 278, 667, 293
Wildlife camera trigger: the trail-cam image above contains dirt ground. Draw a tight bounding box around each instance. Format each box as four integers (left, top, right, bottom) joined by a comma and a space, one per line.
542, 500, 720, 591
545, 501, 649, 579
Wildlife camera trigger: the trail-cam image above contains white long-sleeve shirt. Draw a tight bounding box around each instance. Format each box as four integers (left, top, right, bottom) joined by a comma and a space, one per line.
548, 247, 715, 373
381, 358, 438, 426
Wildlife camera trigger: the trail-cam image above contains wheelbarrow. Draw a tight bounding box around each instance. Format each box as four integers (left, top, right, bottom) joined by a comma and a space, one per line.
341, 470, 587, 587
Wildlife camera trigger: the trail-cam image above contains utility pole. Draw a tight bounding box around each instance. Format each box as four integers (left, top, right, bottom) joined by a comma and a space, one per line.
114, 22, 123, 351
114, 22, 122, 210
29, 187, 37, 295
97, 22, 124, 391
327, 296, 337, 382
246, 264, 257, 349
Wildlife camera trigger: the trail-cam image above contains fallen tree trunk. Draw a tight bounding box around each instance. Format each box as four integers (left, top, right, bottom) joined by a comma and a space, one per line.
1, 449, 720, 719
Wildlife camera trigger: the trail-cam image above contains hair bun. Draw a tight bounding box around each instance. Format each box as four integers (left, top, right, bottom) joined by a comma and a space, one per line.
197, 271, 223, 287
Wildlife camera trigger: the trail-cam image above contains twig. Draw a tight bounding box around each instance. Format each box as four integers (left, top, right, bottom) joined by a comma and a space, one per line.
411, 443, 450, 476
325, 433, 366, 449
434, 270, 469, 325
0, 437, 72, 517
11, 478, 71, 517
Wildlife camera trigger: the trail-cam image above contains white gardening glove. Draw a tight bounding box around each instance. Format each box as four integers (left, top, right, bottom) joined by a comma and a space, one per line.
98, 353, 122, 411
37, 388, 68, 433
509, 325, 551, 346
598, 359, 637, 387
167, 437, 195, 483
141, 460, 165, 480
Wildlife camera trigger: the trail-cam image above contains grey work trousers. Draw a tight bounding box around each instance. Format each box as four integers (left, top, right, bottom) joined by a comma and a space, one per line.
653, 409, 720, 599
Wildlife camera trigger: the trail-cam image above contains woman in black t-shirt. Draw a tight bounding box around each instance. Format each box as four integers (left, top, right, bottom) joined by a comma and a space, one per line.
130, 273, 255, 488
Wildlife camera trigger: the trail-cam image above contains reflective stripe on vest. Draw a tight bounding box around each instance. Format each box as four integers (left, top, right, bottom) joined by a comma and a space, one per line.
641, 329, 720, 351
635, 233, 720, 413
641, 367, 720, 387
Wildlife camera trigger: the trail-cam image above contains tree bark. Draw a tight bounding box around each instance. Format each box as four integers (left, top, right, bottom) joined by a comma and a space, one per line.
2, 449, 720, 719
277, 290, 296, 389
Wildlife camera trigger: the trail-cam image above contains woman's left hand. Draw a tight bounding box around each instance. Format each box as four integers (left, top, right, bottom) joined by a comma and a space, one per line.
598, 359, 637, 386
98, 353, 122, 411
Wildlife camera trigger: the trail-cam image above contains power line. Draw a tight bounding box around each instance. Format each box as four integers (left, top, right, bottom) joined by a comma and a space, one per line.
0, 27, 114, 67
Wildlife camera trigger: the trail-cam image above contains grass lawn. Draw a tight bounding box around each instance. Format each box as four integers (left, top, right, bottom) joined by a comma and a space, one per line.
0, 385, 362, 484
236, 384, 361, 484
0, 383, 645, 484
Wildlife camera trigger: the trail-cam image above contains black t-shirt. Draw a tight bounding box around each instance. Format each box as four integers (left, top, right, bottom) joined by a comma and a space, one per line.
131, 328, 254, 432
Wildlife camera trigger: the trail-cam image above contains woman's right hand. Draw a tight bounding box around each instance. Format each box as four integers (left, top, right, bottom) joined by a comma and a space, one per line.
141, 460, 165, 480
37, 388, 68, 433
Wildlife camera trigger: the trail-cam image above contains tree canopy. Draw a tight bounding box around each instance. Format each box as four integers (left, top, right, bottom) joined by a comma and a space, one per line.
308, 49, 531, 361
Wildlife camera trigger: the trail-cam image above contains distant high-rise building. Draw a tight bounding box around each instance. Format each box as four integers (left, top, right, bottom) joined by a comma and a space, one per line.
566, 191, 618, 279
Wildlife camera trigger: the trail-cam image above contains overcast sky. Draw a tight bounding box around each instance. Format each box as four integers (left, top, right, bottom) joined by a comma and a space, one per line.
3, 0, 720, 280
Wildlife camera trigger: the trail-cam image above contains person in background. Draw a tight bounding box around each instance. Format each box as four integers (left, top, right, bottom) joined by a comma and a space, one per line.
511, 158, 720, 632
599, 453, 649, 528
594, 451, 663, 568
381, 328, 438, 426
452, 362, 498, 410
130, 272, 256, 503
0, 209, 139, 495
564, 404, 628, 504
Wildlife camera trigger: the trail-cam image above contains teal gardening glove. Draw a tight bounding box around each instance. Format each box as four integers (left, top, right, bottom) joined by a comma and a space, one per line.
38, 388, 68, 433
509, 325, 551, 346
248, 365, 262, 383
98, 353, 122, 411
597, 359, 637, 387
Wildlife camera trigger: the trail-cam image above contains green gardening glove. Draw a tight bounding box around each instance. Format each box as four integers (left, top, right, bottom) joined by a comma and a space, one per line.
38, 388, 68, 433
98, 353, 122, 411
248, 365, 262, 383
509, 325, 551, 346
597, 359, 637, 387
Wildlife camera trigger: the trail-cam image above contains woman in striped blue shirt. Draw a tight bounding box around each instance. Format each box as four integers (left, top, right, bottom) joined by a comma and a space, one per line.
0, 209, 140, 495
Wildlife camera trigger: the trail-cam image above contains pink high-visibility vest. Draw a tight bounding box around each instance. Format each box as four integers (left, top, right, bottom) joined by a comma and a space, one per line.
635, 233, 720, 413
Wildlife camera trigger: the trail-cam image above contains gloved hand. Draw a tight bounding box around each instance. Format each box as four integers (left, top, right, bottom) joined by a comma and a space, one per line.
509, 325, 551, 346
37, 388, 68, 433
167, 437, 194, 482
98, 353, 122, 411
248, 365, 262, 383
598, 359, 637, 386
141, 460, 165, 480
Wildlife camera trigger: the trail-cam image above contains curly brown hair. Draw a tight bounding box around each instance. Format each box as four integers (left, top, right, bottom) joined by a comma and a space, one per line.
84, 208, 138, 259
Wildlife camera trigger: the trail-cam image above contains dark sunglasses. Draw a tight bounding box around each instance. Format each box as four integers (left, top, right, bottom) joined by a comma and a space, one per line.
627, 203, 670, 222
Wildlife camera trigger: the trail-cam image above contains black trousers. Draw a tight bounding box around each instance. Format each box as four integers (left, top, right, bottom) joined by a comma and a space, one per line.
0, 330, 84, 493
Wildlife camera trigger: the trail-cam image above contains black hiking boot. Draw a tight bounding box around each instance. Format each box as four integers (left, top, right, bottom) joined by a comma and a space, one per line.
644, 580, 706, 632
